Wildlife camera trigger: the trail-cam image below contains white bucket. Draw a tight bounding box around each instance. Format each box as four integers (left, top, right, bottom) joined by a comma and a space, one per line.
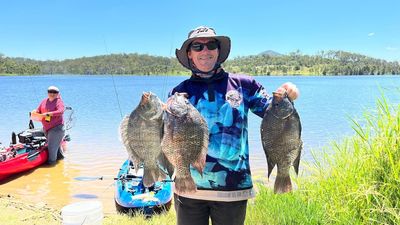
61, 201, 103, 225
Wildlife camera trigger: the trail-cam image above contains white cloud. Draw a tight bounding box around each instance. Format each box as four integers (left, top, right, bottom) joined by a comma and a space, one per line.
368, 32, 375, 37
386, 47, 398, 51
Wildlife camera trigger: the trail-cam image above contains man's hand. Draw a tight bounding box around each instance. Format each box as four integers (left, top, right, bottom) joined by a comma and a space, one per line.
275, 82, 299, 101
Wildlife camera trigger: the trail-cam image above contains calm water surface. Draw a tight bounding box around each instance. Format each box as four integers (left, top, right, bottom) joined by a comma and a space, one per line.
0, 75, 399, 213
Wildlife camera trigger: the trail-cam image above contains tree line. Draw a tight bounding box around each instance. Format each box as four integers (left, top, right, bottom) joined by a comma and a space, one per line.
1, 51, 399, 76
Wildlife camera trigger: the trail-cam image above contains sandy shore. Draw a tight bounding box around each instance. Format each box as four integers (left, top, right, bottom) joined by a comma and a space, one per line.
0, 194, 60, 225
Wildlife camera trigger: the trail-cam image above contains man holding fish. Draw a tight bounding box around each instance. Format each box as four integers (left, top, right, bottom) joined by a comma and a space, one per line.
121, 25, 301, 224
169, 26, 300, 225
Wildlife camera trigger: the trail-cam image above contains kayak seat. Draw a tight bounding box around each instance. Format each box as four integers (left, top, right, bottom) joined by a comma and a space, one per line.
17, 129, 46, 144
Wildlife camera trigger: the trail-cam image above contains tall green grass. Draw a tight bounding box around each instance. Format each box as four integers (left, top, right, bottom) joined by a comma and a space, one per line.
228, 93, 399, 224
241, 94, 399, 225
4, 93, 395, 225
298, 94, 400, 224
245, 185, 326, 225
101, 94, 399, 224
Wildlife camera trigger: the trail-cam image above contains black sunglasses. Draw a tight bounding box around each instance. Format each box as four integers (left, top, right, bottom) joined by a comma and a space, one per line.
190, 41, 219, 52
48, 90, 59, 94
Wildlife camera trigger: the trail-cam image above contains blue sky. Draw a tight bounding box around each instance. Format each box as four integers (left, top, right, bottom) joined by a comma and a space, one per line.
0, 0, 399, 61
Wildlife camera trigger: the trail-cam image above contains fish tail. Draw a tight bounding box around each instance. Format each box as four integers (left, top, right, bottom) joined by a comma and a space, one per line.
119, 116, 130, 145
174, 176, 197, 194
274, 173, 292, 194
143, 168, 162, 187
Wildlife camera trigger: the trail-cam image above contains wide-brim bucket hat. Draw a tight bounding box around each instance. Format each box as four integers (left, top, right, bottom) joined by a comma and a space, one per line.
175, 26, 231, 70
47, 86, 59, 92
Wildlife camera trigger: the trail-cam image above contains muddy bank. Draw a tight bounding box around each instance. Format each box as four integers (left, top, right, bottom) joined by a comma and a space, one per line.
0, 194, 60, 225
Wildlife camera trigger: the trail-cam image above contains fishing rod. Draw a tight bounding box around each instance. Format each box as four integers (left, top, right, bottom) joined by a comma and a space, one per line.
103, 37, 123, 119
74, 175, 174, 183
161, 34, 175, 102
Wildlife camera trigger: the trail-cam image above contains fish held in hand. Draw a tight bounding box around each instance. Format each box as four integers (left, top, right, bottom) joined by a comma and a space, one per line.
261, 91, 302, 193
120, 92, 166, 187
162, 92, 208, 194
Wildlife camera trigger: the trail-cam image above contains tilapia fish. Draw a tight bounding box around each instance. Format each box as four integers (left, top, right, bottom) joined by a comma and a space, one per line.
120, 92, 166, 187
161, 92, 208, 194
261, 92, 302, 193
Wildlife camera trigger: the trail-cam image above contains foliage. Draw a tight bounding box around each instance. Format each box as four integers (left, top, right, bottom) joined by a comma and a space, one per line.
103, 94, 400, 225
299, 93, 400, 224
37, 53, 188, 75
1, 50, 399, 75
0, 55, 40, 75
0, 93, 399, 225
225, 50, 400, 75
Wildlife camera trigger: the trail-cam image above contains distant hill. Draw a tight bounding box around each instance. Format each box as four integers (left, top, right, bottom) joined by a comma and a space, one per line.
1, 50, 399, 76
259, 50, 282, 56
225, 50, 400, 75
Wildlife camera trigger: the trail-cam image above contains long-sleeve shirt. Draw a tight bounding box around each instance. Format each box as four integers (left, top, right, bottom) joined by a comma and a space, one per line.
169, 69, 271, 201
36, 97, 65, 132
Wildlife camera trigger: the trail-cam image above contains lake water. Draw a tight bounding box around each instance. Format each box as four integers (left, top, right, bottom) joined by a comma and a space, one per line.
0, 74, 399, 213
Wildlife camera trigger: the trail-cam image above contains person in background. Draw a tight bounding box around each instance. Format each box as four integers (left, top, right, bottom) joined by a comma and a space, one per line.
170, 26, 299, 225
36, 86, 65, 165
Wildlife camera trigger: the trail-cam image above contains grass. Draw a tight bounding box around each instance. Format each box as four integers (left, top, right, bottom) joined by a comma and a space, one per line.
245, 185, 326, 225
1, 94, 399, 224
103, 210, 176, 225
303, 93, 400, 224
242, 93, 399, 224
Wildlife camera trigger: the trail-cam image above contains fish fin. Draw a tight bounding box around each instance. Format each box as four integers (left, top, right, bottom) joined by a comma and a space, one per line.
274, 174, 292, 194
293, 142, 303, 175
132, 160, 140, 173
142, 167, 161, 187
191, 150, 206, 176
294, 109, 302, 136
119, 116, 130, 146
191, 123, 209, 176
174, 176, 197, 194
158, 152, 175, 178
267, 160, 276, 179
140, 92, 150, 106
120, 115, 143, 171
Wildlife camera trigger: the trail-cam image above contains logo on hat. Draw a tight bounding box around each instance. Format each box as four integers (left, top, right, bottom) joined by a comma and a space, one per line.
189, 27, 216, 37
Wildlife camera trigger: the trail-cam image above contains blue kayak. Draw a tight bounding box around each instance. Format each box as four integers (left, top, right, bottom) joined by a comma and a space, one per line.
114, 159, 173, 215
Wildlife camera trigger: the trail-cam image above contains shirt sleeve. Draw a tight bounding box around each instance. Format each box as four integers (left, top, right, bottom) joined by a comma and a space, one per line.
247, 79, 272, 118
36, 99, 45, 113
51, 98, 65, 116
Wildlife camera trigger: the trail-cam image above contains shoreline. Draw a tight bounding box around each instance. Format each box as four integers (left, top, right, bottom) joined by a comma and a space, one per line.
1, 73, 399, 77
0, 194, 61, 224
0, 181, 274, 225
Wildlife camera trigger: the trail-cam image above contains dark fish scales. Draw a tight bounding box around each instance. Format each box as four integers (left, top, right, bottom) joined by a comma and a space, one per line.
261, 92, 302, 193
120, 92, 166, 187
161, 92, 208, 194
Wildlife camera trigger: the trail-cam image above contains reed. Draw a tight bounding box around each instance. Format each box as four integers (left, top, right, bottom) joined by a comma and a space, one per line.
102, 93, 400, 224
298, 93, 400, 224
1, 94, 398, 225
